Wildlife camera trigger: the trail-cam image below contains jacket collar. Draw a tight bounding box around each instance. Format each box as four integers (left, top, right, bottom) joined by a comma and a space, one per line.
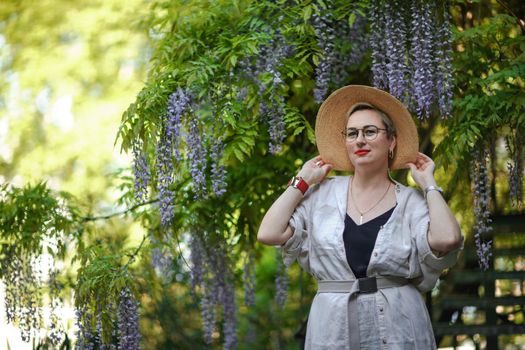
334, 176, 408, 219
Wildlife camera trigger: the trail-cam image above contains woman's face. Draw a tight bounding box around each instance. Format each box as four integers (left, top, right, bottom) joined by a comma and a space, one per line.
345, 109, 396, 170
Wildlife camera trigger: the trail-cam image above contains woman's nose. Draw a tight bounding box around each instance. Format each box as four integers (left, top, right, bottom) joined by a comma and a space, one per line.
355, 130, 367, 144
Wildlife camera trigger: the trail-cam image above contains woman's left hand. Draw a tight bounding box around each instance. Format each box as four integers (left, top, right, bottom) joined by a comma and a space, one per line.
405, 152, 437, 189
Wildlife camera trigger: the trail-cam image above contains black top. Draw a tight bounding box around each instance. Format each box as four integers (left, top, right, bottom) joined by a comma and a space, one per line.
343, 206, 396, 279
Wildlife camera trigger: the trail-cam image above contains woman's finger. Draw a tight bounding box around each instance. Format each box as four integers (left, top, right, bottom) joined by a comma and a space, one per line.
406, 163, 417, 173
419, 152, 433, 161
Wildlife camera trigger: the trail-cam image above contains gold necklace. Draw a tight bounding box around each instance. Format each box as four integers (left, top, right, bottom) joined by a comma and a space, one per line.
350, 179, 392, 225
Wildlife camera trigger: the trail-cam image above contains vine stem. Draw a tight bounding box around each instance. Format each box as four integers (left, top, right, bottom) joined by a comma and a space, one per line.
123, 234, 148, 270
174, 232, 193, 273
81, 198, 159, 222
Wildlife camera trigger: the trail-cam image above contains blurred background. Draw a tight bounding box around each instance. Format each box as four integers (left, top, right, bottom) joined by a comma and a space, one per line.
0, 0, 524, 349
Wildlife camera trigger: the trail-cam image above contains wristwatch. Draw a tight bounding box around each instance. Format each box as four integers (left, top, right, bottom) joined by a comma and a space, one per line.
425, 185, 443, 198
288, 176, 309, 195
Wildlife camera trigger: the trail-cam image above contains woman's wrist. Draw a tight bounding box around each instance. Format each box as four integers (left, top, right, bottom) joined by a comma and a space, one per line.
296, 172, 315, 186
418, 176, 437, 190
288, 176, 309, 195
424, 185, 443, 198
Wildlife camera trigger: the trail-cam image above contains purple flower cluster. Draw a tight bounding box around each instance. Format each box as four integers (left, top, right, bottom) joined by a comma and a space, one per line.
187, 116, 208, 198
48, 297, 65, 345
245, 29, 290, 154
95, 311, 104, 349
312, 8, 337, 103
210, 137, 227, 196
207, 273, 224, 342
2, 251, 42, 343
435, 3, 454, 117
267, 99, 286, 154
189, 237, 238, 347
75, 307, 95, 350
334, 15, 368, 87
369, 0, 454, 118
384, 0, 409, 103
75, 303, 118, 350
410, 0, 435, 118
242, 256, 256, 307
167, 88, 189, 162
151, 245, 174, 280
154, 87, 229, 205
222, 282, 237, 350
471, 147, 493, 270
274, 248, 289, 308
266, 33, 290, 154
189, 235, 205, 296
200, 285, 217, 344
189, 235, 217, 342
155, 88, 190, 226
155, 165, 175, 228
506, 134, 524, 208
213, 272, 237, 349
95, 305, 116, 350
207, 248, 227, 308
312, 4, 368, 101
3, 248, 22, 324
18, 269, 40, 343
117, 287, 141, 350
369, 0, 388, 90
240, 55, 266, 110
48, 268, 65, 345
132, 140, 150, 203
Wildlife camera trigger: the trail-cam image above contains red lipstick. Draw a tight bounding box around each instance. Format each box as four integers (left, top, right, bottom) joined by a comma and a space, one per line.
354, 150, 370, 156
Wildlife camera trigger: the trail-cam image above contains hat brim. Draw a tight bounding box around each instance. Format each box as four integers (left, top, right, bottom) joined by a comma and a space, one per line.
315, 85, 419, 171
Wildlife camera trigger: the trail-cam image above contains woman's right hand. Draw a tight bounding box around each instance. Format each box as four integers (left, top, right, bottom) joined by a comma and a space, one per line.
257, 155, 332, 246
297, 155, 333, 186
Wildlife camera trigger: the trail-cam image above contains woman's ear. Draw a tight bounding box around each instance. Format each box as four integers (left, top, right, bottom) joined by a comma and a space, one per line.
389, 135, 397, 152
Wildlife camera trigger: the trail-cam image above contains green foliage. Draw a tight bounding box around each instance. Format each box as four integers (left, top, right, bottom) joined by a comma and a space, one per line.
436, 14, 525, 168
119, 0, 365, 156
116, 1, 368, 276
0, 182, 78, 261
75, 239, 144, 343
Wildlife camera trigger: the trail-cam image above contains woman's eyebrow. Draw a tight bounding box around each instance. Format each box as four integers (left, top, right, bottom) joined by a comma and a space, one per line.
346, 125, 378, 130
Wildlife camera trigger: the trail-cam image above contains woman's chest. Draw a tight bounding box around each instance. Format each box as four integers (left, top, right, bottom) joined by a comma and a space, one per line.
309, 203, 413, 271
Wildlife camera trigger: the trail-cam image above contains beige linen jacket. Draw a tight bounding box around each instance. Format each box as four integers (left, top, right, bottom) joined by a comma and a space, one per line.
283, 176, 462, 350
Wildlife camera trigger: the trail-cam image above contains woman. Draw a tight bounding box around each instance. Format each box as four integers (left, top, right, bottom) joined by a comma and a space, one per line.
257, 85, 463, 349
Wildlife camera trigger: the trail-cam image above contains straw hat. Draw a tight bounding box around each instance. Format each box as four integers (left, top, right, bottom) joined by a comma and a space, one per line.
315, 85, 419, 171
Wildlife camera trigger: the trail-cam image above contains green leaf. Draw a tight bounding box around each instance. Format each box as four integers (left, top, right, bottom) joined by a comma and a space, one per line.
348, 12, 356, 27
302, 4, 312, 22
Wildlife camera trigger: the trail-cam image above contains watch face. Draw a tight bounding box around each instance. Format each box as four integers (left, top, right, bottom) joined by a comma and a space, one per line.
292, 177, 301, 187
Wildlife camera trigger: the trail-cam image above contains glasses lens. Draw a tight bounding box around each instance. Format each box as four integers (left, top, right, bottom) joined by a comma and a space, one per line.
346, 129, 358, 140
363, 126, 379, 140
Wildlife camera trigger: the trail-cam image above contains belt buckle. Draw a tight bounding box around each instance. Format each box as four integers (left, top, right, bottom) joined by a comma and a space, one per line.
358, 277, 378, 294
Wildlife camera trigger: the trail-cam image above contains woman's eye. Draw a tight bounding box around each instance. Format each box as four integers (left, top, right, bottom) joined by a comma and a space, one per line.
347, 131, 358, 138
364, 130, 377, 136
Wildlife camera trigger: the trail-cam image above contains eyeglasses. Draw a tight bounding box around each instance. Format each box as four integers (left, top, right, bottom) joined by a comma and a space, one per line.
341, 125, 387, 142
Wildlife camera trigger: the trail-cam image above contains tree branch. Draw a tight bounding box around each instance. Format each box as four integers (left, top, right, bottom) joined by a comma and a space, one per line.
123, 234, 148, 270
81, 198, 159, 222
496, 0, 525, 32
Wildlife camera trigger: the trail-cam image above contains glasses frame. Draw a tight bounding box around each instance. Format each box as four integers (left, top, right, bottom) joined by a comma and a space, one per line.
341, 125, 388, 142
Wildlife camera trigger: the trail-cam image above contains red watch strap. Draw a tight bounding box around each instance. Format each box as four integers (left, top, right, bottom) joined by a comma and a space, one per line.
288, 176, 309, 195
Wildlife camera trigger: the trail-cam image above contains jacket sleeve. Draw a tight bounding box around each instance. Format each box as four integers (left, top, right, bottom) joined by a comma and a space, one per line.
281, 187, 316, 272
409, 191, 463, 292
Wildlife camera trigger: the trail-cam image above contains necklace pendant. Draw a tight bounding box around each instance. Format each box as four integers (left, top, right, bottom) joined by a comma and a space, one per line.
359, 215, 363, 225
